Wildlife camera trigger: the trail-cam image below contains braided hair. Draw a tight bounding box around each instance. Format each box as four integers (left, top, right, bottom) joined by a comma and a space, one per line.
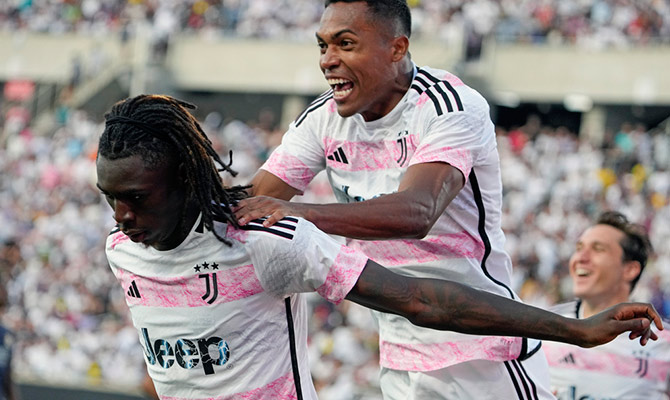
98, 94, 249, 245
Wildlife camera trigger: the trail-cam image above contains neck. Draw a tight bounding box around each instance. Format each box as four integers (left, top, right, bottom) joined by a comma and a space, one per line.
154, 202, 200, 251
361, 59, 414, 122
580, 293, 630, 318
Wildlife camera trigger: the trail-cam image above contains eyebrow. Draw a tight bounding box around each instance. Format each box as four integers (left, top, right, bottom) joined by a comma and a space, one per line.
315, 29, 357, 42
96, 183, 144, 197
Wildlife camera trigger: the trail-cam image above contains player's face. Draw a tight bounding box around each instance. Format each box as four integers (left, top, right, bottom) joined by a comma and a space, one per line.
569, 224, 631, 303
96, 154, 188, 251
316, 1, 403, 121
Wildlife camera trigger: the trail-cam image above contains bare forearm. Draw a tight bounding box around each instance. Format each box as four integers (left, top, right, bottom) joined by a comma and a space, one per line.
350, 274, 582, 344
298, 192, 436, 239
412, 278, 582, 343
244, 163, 463, 239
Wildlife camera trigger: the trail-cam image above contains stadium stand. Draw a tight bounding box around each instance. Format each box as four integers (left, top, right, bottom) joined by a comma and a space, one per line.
0, 1, 669, 398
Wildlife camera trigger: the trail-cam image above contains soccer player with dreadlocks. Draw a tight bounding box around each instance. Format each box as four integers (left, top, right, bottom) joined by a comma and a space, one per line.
96, 94, 662, 399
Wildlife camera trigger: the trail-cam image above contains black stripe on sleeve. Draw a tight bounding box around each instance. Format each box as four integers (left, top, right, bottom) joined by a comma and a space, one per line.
503, 361, 526, 400
510, 360, 534, 400
240, 224, 294, 239
434, 84, 454, 113
469, 169, 515, 299
294, 91, 333, 127
515, 360, 539, 400
414, 74, 432, 91
418, 69, 464, 112
425, 90, 443, 116
443, 80, 464, 111
410, 83, 425, 94
285, 297, 304, 400
251, 218, 298, 231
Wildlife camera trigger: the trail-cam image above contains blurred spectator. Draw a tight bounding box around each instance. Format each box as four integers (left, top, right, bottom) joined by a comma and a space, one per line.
1, 284, 18, 400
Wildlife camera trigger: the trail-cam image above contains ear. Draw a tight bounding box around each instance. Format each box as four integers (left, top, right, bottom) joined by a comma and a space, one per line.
622, 260, 641, 286
390, 35, 409, 62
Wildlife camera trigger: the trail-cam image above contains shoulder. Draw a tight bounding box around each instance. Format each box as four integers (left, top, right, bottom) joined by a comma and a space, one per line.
411, 66, 487, 117
291, 89, 335, 129
234, 216, 302, 242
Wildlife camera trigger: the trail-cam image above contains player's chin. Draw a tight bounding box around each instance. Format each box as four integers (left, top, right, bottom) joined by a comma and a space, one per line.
332, 96, 358, 117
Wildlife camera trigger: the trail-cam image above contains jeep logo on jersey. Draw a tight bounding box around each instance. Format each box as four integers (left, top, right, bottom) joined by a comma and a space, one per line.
140, 328, 230, 375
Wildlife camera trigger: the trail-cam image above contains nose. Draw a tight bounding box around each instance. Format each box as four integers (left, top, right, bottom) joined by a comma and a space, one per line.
320, 46, 340, 72
112, 199, 135, 227
572, 247, 590, 263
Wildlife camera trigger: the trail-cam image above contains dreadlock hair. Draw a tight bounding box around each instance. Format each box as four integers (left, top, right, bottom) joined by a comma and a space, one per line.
596, 211, 653, 292
98, 94, 249, 245
324, 0, 412, 38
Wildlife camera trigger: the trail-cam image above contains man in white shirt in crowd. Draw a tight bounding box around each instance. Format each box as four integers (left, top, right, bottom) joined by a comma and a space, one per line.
545, 211, 670, 399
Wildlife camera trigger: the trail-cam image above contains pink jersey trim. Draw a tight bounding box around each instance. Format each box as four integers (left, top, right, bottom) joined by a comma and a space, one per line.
410, 145, 473, 179
110, 230, 130, 249
347, 231, 485, 267
322, 136, 419, 172
225, 224, 248, 243
316, 245, 368, 305
544, 343, 670, 384
320, 137, 472, 179
115, 264, 263, 308
261, 150, 316, 193
380, 336, 522, 371
441, 71, 465, 86
160, 372, 298, 400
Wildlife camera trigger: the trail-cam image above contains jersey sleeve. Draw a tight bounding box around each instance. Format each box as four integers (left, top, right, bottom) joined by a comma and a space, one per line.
409, 92, 495, 181
260, 105, 329, 193
248, 218, 369, 304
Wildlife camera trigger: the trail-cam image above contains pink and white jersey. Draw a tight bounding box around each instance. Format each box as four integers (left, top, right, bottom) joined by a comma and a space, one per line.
262, 64, 525, 371
105, 215, 368, 400
545, 301, 670, 400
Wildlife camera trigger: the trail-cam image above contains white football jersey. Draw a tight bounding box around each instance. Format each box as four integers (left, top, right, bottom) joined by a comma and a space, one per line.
262, 63, 526, 371
105, 215, 369, 399
545, 300, 670, 400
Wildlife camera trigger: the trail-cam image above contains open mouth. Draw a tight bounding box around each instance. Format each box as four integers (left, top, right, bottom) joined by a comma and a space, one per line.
328, 78, 354, 100
124, 231, 147, 243
574, 268, 591, 277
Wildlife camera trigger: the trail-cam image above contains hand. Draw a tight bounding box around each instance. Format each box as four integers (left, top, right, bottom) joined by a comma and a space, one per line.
578, 302, 663, 348
234, 196, 305, 226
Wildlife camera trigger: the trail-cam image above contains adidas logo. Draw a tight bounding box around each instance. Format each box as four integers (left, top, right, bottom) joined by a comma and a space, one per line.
561, 353, 575, 364
127, 281, 141, 298
327, 147, 348, 164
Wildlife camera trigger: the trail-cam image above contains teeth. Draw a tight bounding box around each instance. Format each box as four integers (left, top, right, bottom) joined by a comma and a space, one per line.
328, 78, 350, 85
575, 268, 591, 277
333, 87, 353, 99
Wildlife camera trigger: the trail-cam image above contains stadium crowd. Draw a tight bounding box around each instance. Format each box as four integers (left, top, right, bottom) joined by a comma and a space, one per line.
1, 0, 669, 48
0, 94, 669, 397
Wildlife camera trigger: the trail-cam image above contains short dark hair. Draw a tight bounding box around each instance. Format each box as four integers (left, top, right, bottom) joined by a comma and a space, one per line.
325, 0, 412, 38
596, 211, 653, 291
98, 94, 249, 245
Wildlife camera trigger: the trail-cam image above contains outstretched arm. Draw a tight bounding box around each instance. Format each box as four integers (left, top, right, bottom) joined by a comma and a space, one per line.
346, 260, 662, 348
238, 162, 464, 239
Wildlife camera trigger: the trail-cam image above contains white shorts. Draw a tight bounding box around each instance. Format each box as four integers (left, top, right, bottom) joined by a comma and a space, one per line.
379, 347, 555, 400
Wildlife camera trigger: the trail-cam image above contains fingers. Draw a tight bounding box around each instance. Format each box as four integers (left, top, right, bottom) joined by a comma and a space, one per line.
234, 197, 294, 227
624, 318, 659, 346
614, 303, 663, 331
